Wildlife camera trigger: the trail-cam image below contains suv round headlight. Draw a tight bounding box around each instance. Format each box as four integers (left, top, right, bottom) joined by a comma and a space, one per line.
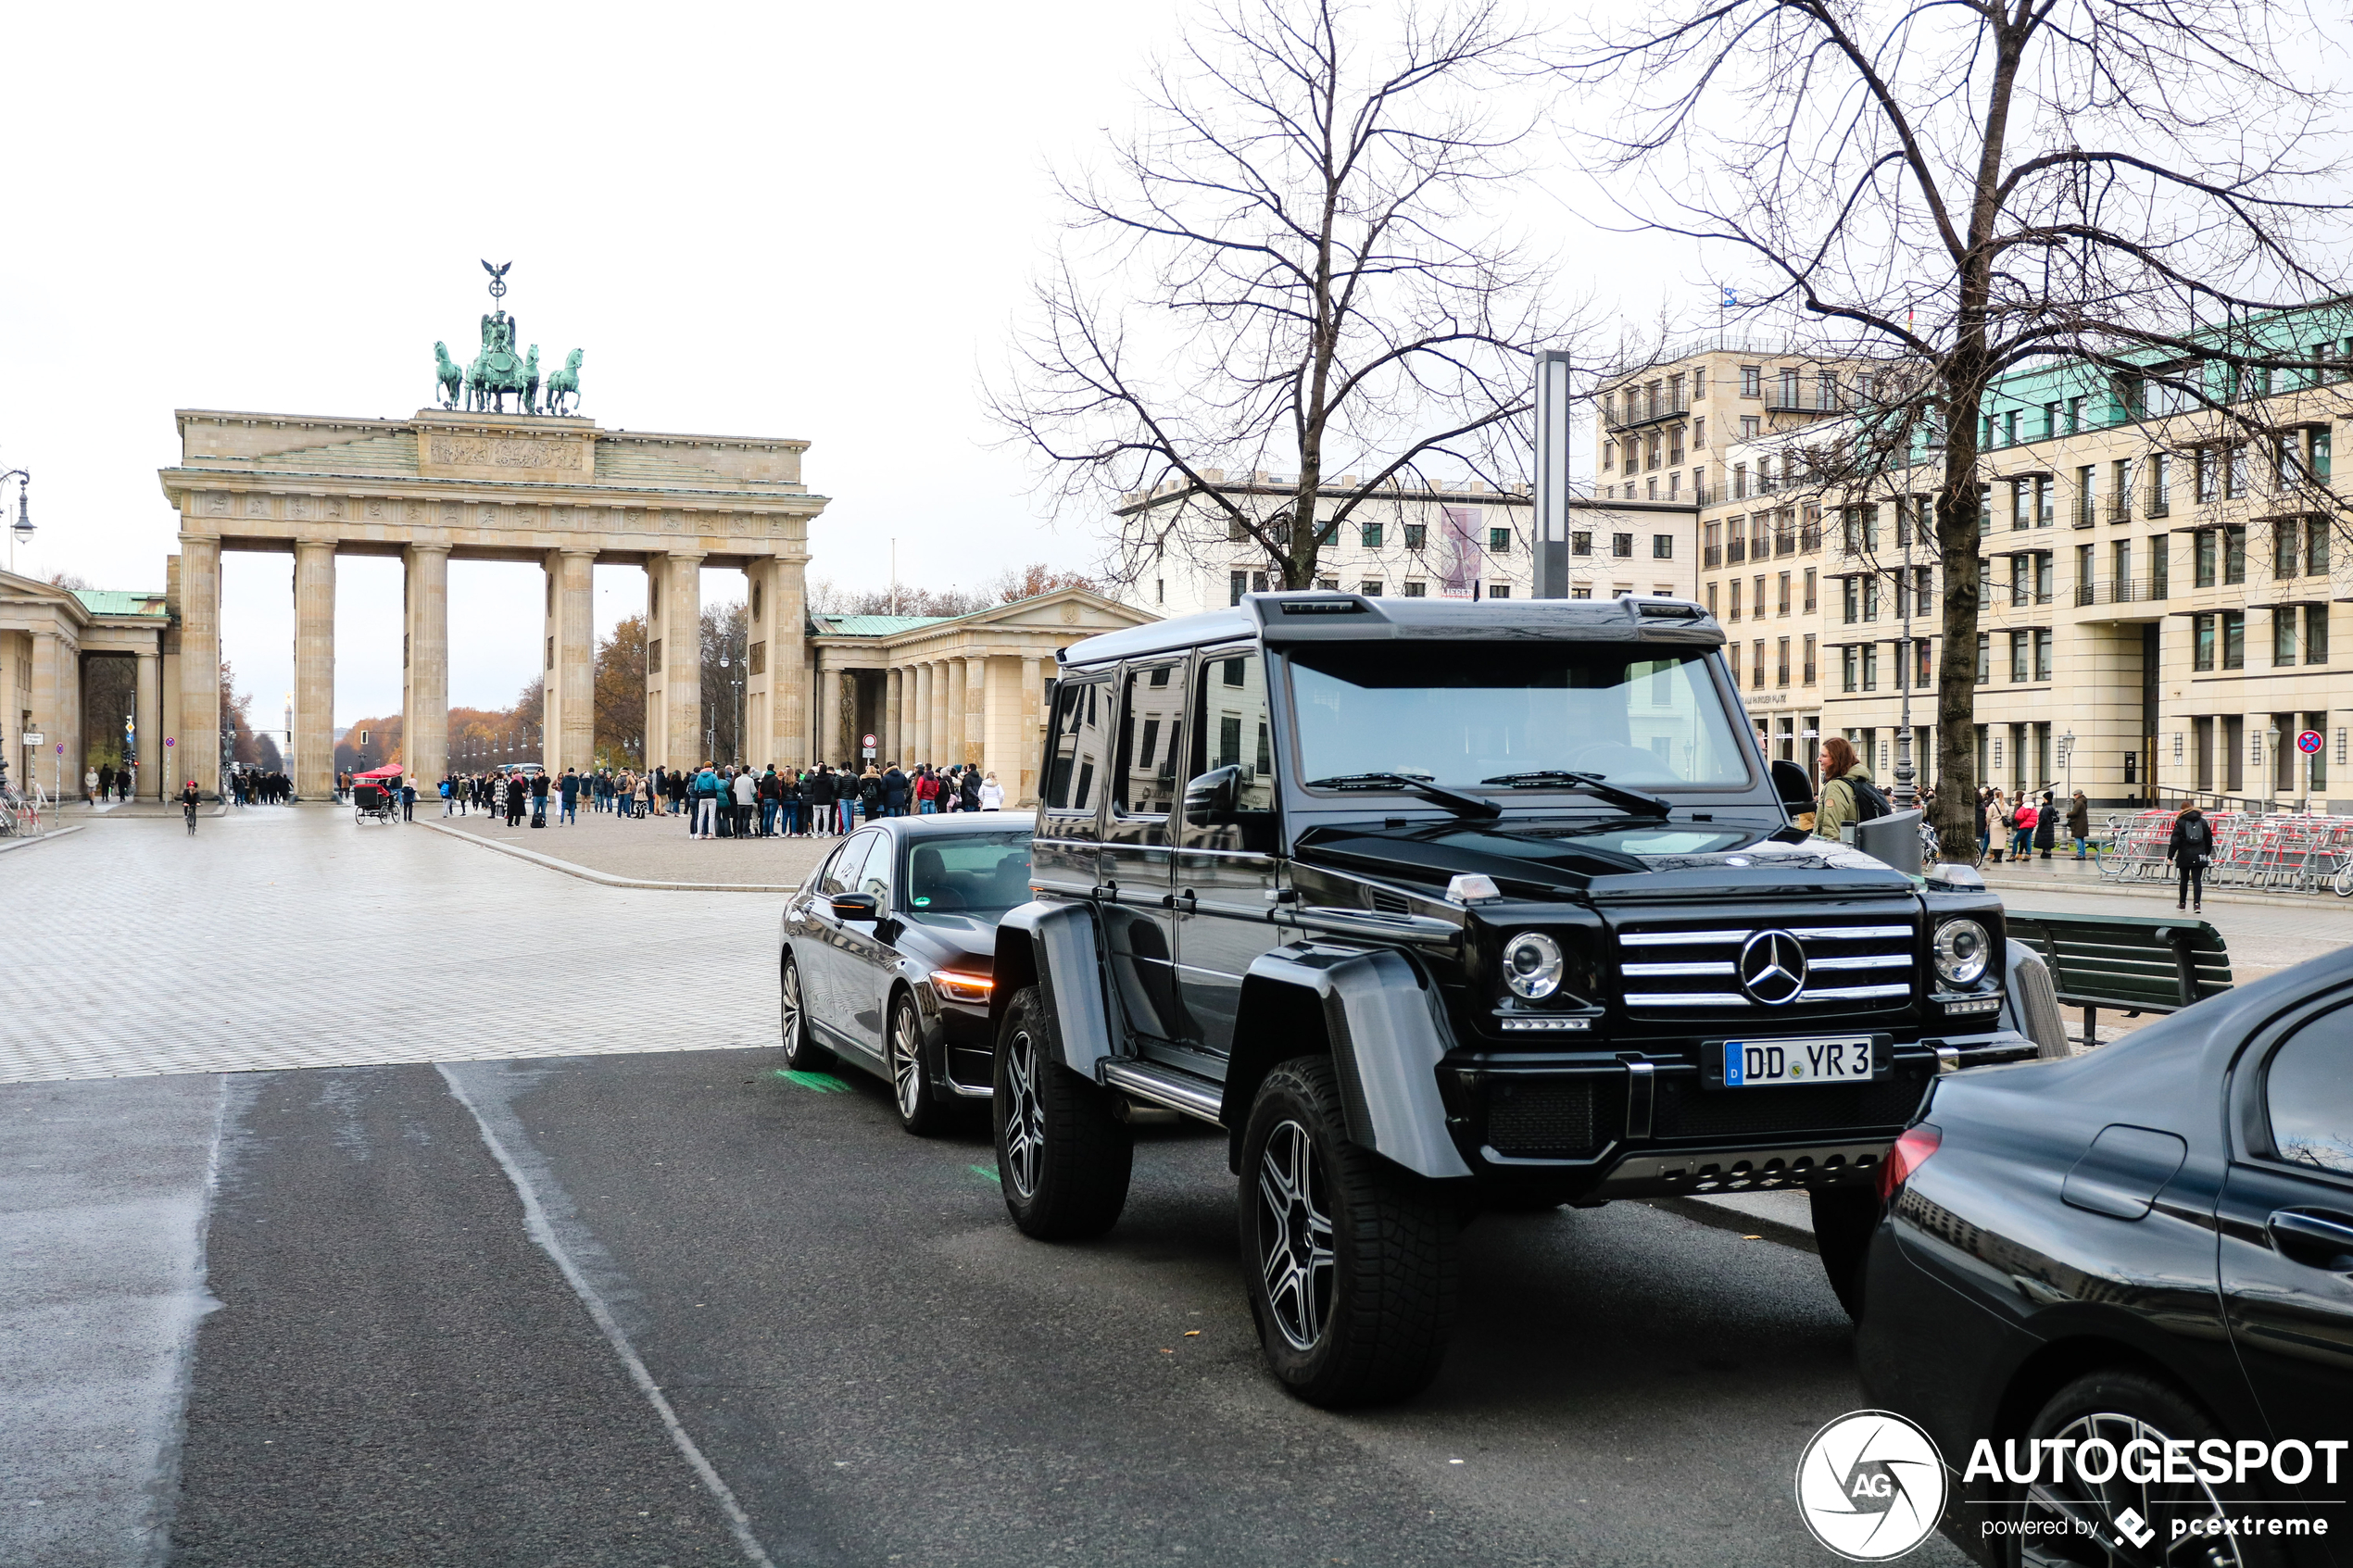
1503, 932, 1565, 999
1933, 919, 1991, 985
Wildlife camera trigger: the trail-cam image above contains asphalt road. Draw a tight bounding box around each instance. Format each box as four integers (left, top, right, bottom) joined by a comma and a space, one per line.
138, 1049, 1962, 1568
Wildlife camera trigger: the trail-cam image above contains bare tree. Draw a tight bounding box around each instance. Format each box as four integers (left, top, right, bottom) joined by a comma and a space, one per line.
992, 0, 1572, 592
1567, 0, 2351, 856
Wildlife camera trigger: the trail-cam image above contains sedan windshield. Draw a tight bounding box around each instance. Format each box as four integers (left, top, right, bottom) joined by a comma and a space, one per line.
1286, 642, 1749, 790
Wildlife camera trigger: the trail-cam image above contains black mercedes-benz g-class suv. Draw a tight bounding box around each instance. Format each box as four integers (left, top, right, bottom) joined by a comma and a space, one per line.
987, 592, 2047, 1407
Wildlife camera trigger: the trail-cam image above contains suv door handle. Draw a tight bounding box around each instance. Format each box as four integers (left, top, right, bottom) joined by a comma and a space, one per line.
1090, 884, 1118, 901
1164, 890, 1197, 912
2268, 1208, 2353, 1271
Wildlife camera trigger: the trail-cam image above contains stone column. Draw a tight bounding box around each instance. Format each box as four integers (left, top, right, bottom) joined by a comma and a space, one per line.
292, 539, 335, 799
774, 555, 809, 764
964, 656, 988, 766
664, 552, 704, 766
177, 534, 222, 797
547, 548, 595, 772
134, 642, 163, 801
1019, 654, 1044, 805
940, 657, 965, 770
885, 666, 904, 764
913, 661, 934, 764
403, 544, 450, 784
644, 558, 667, 771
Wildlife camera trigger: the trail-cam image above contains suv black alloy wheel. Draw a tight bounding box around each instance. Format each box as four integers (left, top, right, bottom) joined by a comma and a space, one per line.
993, 985, 1131, 1239
1239, 1057, 1459, 1409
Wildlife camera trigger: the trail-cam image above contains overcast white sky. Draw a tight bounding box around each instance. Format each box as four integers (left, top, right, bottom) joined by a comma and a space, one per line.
0, 1, 1683, 729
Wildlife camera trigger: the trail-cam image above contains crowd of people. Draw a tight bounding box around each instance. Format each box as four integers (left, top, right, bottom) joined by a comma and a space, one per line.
1974, 785, 2092, 862
82, 764, 138, 804
429, 760, 1008, 838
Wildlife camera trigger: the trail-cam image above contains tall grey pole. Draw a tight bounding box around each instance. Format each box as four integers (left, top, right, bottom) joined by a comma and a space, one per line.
1894, 495, 1918, 810
1532, 350, 1573, 598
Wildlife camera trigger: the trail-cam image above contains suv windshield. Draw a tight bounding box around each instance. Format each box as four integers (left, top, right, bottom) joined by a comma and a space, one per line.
1287, 642, 1749, 790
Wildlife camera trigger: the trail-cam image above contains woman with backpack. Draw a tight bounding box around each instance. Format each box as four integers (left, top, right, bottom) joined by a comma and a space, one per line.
2167, 805, 2214, 913
1811, 736, 1884, 844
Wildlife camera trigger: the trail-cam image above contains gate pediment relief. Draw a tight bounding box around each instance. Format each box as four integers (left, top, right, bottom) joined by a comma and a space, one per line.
420, 431, 592, 482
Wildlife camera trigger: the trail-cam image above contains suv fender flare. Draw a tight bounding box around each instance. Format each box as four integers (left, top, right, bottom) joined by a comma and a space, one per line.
1221, 945, 1473, 1181
990, 900, 1115, 1078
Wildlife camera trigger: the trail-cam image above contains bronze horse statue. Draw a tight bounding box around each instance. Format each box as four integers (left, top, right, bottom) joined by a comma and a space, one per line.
434, 342, 463, 408
543, 348, 584, 416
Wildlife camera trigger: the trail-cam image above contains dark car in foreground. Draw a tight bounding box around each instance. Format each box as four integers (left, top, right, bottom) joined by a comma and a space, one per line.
1858, 950, 2353, 1565
779, 816, 1036, 1133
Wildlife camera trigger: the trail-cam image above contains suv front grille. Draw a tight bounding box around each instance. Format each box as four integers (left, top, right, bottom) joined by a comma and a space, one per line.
1617, 920, 1917, 1016
1653, 1076, 1929, 1140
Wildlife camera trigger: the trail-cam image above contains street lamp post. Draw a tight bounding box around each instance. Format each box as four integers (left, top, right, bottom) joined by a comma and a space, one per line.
1, 469, 31, 577
1893, 496, 1919, 815
2267, 724, 2282, 812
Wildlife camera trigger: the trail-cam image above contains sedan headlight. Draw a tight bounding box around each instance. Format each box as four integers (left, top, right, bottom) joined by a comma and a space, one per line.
1932, 919, 1991, 986
1502, 932, 1565, 999
929, 970, 994, 1003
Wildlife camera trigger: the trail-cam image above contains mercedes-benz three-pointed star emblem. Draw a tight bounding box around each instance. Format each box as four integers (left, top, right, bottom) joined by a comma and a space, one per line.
1739, 929, 1808, 1005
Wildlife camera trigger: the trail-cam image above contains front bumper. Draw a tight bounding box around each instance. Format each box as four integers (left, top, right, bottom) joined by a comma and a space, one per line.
1442, 1028, 2032, 1198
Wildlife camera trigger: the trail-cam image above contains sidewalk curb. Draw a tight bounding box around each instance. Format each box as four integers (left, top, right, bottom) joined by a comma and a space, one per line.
1641, 1196, 1818, 1255
1981, 873, 2340, 911
419, 821, 797, 894
0, 824, 87, 856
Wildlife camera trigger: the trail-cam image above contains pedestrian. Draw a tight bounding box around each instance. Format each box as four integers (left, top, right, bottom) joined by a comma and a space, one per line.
560, 767, 580, 825
2011, 796, 2037, 861
807, 766, 835, 835
441, 774, 455, 816
506, 771, 526, 827
529, 769, 549, 827
958, 764, 983, 813
1811, 736, 1885, 844
98, 763, 115, 801
758, 765, 780, 836
733, 765, 757, 837
980, 771, 1003, 810
2034, 791, 2058, 859
400, 778, 417, 822
883, 762, 908, 818
691, 762, 721, 839
860, 764, 885, 823
84, 765, 99, 806
2067, 790, 2090, 860
2167, 805, 2214, 912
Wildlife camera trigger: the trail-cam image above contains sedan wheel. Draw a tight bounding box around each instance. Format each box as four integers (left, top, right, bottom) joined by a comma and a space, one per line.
889, 991, 949, 1136
779, 955, 834, 1073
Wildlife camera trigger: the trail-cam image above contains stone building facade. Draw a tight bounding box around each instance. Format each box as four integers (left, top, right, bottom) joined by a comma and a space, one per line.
0, 575, 170, 801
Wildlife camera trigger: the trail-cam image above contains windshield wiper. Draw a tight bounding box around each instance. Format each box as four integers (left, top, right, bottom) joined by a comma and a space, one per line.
1303, 771, 1502, 821
1478, 770, 1672, 819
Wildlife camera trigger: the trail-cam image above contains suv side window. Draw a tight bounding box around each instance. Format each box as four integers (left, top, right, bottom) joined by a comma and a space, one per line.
2265, 1023, 2353, 1174
1186, 649, 1277, 850
1114, 661, 1188, 817
1042, 677, 1110, 829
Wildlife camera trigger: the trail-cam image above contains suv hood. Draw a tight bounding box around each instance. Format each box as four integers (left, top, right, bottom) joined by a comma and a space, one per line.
1293, 821, 1911, 900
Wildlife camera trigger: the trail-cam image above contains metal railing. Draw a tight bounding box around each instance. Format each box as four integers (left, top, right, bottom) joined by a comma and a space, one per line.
2072, 577, 2169, 608
1605, 392, 1692, 431
1766, 386, 1851, 414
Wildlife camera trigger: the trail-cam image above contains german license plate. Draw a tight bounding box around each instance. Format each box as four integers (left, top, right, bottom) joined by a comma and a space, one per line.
1723, 1036, 1874, 1087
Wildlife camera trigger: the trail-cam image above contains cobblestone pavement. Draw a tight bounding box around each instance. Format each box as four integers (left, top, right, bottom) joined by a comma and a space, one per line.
0, 807, 787, 1084
426, 799, 842, 887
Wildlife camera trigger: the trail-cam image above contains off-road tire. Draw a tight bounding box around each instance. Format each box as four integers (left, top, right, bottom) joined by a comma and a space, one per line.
779, 954, 835, 1073
888, 989, 951, 1136
2011, 1371, 2285, 1568
1239, 1057, 1459, 1408
1809, 1185, 1877, 1322
993, 985, 1131, 1239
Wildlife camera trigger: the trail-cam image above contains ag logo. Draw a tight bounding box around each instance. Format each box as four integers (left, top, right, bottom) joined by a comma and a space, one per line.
1739, 929, 1808, 1005
1795, 1410, 1947, 1561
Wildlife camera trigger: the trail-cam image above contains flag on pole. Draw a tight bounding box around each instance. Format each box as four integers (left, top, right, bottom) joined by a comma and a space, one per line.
1721, 285, 1739, 308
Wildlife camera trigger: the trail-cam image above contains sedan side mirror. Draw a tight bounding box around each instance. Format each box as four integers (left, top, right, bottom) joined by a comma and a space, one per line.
1770, 759, 1816, 818
1184, 766, 1240, 828
830, 893, 881, 922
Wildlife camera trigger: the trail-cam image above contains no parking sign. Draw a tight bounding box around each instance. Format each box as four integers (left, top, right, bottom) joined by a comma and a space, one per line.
2298, 729, 2324, 755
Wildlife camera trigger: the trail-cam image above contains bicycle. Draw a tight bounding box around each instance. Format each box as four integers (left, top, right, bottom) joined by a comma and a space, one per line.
183, 797, 198, 836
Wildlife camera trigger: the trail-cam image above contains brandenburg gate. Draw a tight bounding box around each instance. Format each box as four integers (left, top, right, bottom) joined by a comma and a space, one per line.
156, 407, 825, 797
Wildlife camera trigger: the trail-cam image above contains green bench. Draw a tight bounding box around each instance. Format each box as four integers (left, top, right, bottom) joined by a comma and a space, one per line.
2006, 911, 2233, 1047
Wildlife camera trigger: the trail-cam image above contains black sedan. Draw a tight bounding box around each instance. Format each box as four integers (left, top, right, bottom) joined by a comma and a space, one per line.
1858, 947, 2353, 1565
778, 815, 1035, 1134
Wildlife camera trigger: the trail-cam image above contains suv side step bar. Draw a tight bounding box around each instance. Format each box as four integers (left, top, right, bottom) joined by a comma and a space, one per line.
1101, 1060, 1227, 1126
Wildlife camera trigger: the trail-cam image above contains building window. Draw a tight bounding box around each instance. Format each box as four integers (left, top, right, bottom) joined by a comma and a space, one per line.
1977, 632, 1991, 684
1705, 582, 1718, 616
1739, 415, 1760, 439
1359, 581, 1382, 596
1653, 533, 1674, 559
2009, 630, 2029, 683
1317, 577, 1340, 591
2196, 448, 2216, 503
1602, 441, 1615, 472
2222, 609, 2246, 670
1360, 521, 1383, 548
1403, 580, 1427, 597
1777, 571, 1791, 615
2308, 604, 2331, 664
2275, 607, 2299, 668
1733, 463, 1748, 500
2150, 453, 2171, 516
1612, 533, 1634, 558
1692, 416, 1705, 448
1487, 527, 1511, 553
1842, 646, 1859, 693
1571, 531, 1592, 557
2311, 427, 2333, 482
1861, 643, 1879, 692
1803, 568, 1817, 612
2150, 535, 2170, 598
1403, 522, 1427, 551
1741, 365, 1761, 398
2223, 524, 2246, 585
1488, 583, 1511, 599
2032, 628, 2053, 683
2194, 613, 2215, 671
2195, 530, 2217, 588
1802, 633, 1818, 685
1777, 637, 1791, 687
2275, 517, 2300, 580
1842, 578, 1858, 624
2034, 477, 2053, 527
1862, 575, 1880, 621
1730, 580, 1743, 621
1753, 639, 1767, 687
1154, 578, 1164, 604
2225, 445, 2247, 499
1569, 583, 1591, 599
2309, 517, 2332, 575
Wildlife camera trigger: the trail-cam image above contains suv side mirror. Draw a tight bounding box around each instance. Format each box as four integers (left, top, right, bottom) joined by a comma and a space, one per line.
830, 892, 881, 922
1770, 759, 1816, 817
1184, 766, 1240, 828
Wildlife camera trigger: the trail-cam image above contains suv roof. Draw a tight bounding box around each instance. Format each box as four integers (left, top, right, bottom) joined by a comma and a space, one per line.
1062, 592, 1721, 669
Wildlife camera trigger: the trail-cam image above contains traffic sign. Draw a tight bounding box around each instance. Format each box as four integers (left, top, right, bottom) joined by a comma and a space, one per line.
20, 732, 41, 746
862, 733, 877, 748
164, 736, 175, 747
2298, 729, 2324, 755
